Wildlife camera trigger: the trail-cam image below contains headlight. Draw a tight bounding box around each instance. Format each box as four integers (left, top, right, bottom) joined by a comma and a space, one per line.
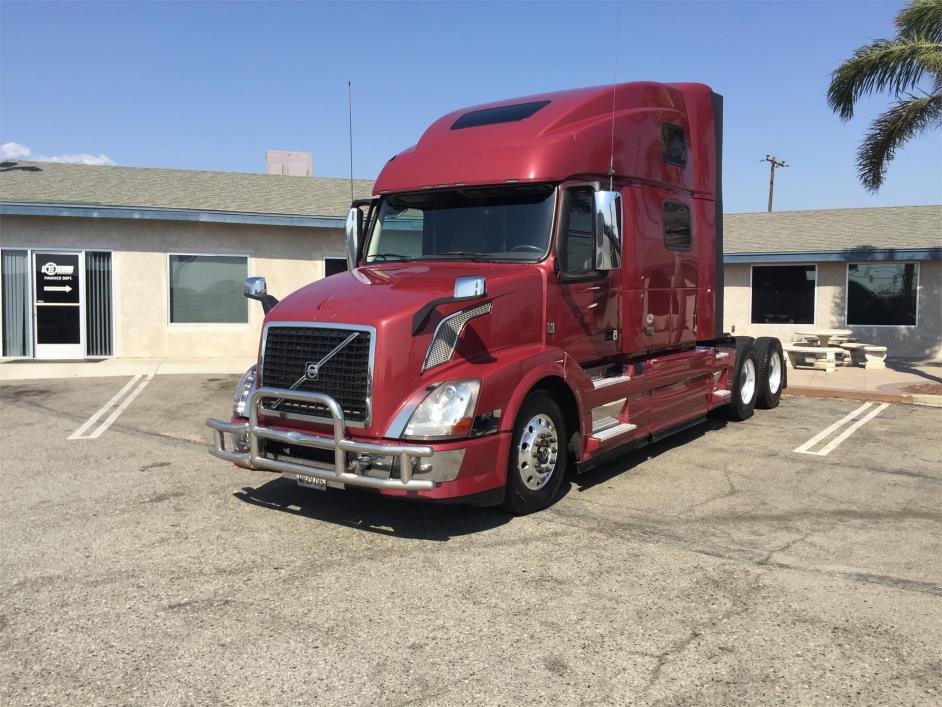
232, 364, 257, 418
402, 379, 480, 440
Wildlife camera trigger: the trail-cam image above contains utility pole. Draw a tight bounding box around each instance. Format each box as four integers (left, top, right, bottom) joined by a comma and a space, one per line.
761, 154, 788, 212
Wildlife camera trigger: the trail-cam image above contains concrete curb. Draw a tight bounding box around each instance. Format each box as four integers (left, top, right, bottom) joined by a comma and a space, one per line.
0, 357, 255, 382
784, 386, 942, 407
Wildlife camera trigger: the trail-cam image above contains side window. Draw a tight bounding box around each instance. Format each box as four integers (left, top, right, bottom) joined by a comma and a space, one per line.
663, 201, 692, 251
661, 123, 687, 166
559, 187, 596, 277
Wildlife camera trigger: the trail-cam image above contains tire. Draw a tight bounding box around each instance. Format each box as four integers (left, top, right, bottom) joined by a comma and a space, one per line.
754, 337, 785, 409
502, 390, 568, 515
722, 338, 759, 421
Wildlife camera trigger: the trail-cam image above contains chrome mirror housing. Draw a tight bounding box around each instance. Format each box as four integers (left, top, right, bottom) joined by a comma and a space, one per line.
345, 207, 362, 270
593, 191, 622, 271
244, 276, 278, 314
244, 276, 267, 299
454, 275, 486, 299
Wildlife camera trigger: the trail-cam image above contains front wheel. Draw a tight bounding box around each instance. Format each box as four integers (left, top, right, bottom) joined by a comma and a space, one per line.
502, 391, 568, 515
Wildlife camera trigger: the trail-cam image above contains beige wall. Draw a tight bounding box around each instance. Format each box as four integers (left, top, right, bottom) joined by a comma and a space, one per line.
725, 260, 942, 360
4, 214, 938, 361
0, 215, 346, 358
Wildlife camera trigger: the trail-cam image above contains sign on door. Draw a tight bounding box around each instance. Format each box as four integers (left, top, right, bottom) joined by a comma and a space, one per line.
37, 258, 80, 305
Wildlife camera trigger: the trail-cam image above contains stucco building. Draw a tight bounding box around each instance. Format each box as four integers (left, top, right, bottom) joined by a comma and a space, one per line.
724, 206, 941, 360
2, 160, 939, 361
1, 161, 370, 359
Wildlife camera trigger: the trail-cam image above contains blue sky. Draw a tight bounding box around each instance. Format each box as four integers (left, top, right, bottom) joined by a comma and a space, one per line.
2, 1, 939, 213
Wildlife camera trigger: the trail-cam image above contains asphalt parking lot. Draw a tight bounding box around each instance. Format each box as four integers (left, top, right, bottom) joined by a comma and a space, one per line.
1, 375, 940, 705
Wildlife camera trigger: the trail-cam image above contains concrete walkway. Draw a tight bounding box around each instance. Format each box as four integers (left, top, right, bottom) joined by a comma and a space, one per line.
3, 355, 940, 406
0, 357, 255, 381
785, 358, 942, 406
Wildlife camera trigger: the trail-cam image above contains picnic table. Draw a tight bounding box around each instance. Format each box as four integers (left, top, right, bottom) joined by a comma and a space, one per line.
794, 328, 853, 347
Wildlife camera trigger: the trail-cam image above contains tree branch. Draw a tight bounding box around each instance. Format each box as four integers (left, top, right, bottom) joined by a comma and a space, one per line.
857, 94, 942, 191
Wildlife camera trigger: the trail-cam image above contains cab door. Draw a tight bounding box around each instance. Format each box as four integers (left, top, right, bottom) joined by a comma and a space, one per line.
549, 185, 620, 364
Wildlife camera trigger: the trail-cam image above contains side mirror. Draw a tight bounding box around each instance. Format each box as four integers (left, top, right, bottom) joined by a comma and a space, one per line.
244, 276, 279, 314
594, 191, 622, 271
345, 207, 363, 270
244, 276, 267, 299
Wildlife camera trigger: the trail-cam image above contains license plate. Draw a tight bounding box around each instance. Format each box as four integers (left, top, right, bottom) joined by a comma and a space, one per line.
296, 473, 327, 491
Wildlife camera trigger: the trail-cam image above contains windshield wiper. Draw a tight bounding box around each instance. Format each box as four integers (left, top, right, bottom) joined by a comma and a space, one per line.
419, 251, 495, 262
367, 253, 412, 262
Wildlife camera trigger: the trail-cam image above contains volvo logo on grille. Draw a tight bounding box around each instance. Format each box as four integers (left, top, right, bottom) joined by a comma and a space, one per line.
305, 362, 320, 380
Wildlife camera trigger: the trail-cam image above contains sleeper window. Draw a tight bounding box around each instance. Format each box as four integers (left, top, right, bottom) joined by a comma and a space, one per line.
663, 201, 692, 251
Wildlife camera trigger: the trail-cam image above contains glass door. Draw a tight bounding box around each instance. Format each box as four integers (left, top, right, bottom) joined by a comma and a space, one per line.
33, 251, 85, 358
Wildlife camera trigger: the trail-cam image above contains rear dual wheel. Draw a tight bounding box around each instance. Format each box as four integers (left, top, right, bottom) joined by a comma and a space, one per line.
720, 336, 784, 420
754, 337, 785, 409
722, 337, 760, 421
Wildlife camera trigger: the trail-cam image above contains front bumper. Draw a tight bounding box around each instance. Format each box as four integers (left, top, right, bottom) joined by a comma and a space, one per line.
207, 387, 442, 492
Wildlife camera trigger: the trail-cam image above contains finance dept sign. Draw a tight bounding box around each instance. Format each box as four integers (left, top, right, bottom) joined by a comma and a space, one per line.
35, 254, 80, 305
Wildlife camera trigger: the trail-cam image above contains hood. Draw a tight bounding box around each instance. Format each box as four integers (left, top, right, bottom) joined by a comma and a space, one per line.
264, 262, 546, 435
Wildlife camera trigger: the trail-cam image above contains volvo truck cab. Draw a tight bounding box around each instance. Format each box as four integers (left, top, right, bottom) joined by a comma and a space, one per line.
208, 82, 785, 514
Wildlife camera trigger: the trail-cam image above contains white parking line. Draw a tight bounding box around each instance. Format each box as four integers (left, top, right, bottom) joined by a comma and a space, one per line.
794, 401, 889, 456
68, 375, 142, 440
67, 374, 154, 440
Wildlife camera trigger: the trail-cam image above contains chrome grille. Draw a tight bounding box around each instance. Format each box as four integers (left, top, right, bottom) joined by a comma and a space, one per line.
260, 325, 372, 424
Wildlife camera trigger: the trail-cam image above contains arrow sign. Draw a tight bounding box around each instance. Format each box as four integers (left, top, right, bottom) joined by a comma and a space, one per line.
45, 285, 73, 293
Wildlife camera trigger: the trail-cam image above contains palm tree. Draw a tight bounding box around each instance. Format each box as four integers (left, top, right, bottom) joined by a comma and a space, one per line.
827, 0, 942, 192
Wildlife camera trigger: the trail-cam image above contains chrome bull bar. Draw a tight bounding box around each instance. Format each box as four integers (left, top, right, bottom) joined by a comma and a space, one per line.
207, 387, 437, 491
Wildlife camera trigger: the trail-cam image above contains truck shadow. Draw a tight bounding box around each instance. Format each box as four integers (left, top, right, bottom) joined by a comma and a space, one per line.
233, 417, 726, 538
233, 480, 512, 541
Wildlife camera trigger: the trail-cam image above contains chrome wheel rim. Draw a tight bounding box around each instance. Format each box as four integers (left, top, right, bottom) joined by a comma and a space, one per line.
740, 358, 757, 405
768, 351, 782, 394
517, 414, 559, 491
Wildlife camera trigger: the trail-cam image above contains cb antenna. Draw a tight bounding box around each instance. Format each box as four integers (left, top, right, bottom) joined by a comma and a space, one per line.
608, 6, 621, 191
348, 80, 354, 202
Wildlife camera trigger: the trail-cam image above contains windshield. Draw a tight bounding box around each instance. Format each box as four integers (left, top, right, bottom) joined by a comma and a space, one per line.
365, 184, 556, 263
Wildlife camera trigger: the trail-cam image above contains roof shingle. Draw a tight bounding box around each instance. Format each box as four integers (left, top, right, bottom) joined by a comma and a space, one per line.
2, 161, 938, 254
725, 205, 941, 254
0, 160, 374, 217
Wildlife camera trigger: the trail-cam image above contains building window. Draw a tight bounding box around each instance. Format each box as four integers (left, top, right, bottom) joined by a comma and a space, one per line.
663, 201, 692, 251
847, 262, 918, 326
169, 254, 247, 324
1, 249, 31, 356
661, 123, 687, 166
324, 257, 348, 277
751, 265, 816, 324
558, 186, 596, 277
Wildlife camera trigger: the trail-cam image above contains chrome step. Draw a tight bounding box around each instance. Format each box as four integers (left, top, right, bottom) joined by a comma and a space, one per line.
592, 416, 620, 434
592, 374, 631, 389
713, 389, 731, 399
585, 364, 631, 390
590, 422, 638, 442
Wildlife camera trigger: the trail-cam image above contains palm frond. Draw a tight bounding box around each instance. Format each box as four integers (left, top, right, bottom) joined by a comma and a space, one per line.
896, 0, 942, 43
828, 37, 942, 120
856, 93, 942, 191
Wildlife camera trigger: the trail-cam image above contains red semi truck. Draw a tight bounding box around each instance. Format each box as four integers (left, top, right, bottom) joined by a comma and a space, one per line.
208, 82, 786, 514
